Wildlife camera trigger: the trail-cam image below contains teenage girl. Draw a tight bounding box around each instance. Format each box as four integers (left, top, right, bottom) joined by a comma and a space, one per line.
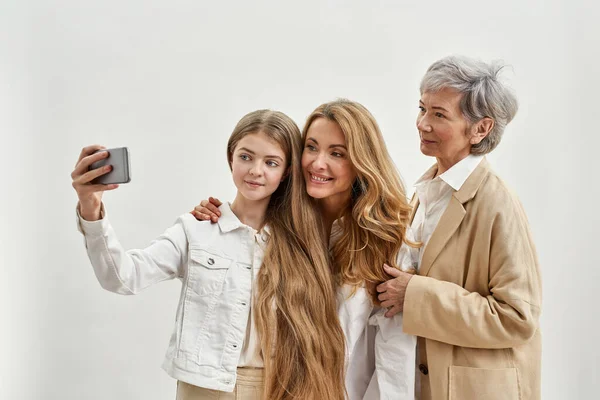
71, 110, 346, 400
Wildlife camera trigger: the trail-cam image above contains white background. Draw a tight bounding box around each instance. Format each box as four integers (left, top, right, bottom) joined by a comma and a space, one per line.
1, 0, 598, 399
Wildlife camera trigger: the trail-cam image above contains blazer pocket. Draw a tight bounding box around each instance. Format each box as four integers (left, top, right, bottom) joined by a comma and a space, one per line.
449, 366, 520, 400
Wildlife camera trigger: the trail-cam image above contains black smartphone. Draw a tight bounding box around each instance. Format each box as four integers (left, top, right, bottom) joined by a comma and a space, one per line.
90, 147, 131, 184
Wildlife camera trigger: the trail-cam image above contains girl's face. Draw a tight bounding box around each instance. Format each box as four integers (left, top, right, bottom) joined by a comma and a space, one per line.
231, 132, 288, 202
301, 118, 356, 204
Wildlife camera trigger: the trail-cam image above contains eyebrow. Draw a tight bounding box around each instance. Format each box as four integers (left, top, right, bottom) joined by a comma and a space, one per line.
237, 147, 284, 161
419, 100, 449, 113
306, 137, 347, 150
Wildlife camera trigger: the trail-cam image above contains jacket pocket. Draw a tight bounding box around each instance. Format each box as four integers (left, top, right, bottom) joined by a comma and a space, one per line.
178, 249, 232, 357
190, 248, 232, 270
187, 249, 232, 296
449, 366, 520, 400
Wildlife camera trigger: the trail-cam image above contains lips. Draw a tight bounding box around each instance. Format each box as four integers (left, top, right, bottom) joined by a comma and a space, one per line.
244, 180, 264, 187
309, 173, 333, 183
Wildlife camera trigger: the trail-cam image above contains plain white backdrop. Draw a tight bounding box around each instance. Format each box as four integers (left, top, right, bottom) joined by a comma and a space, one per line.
1, 0, 598, 399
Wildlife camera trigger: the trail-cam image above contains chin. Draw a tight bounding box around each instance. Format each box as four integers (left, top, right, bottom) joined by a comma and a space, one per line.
239, 189, 270, 202
419, 144, 436, 157
306, 185, 329, 200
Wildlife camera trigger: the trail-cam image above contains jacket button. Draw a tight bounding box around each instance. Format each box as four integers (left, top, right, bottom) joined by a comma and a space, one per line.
207, 258, 215, 265
418, 364, 429, 375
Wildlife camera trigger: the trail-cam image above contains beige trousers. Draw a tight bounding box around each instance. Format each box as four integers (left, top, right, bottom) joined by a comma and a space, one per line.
176, 368, 264, 400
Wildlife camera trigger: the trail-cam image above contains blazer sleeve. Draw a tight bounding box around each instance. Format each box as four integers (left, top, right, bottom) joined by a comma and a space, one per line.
403, 193, 542, 349
77, 205, 188, 295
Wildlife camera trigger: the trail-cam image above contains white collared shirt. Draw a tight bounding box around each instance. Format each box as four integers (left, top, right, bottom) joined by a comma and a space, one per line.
76, 202, 267, 392
411, 155, 484, 265
335, 223, 418, 400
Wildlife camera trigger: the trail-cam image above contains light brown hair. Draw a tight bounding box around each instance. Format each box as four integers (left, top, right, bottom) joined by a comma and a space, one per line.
302, 100, 416, 303
228, 110, 346, 399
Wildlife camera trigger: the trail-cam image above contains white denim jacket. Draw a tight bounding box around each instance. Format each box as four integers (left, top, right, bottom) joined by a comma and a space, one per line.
337, 232, 418, 400
77, 203, 268, 392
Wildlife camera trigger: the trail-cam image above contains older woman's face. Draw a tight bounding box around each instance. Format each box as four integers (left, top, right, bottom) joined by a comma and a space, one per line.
416, 87, 473, 167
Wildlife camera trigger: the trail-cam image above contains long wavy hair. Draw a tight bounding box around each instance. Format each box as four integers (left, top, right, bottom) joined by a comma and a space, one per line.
227, 110, 346, 400
302, 100, 416, 303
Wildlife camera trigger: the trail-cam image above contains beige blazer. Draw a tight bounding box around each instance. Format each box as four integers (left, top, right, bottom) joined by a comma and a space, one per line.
403, 158, 542, 400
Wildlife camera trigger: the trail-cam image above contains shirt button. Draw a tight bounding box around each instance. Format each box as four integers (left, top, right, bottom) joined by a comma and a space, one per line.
207, 258, 215, 265
418, 364, 429, 375
232, 344, 238, 348
241, 302, 247, 306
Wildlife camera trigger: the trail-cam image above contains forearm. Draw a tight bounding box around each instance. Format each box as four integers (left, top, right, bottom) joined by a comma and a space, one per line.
77, 210, 186, 294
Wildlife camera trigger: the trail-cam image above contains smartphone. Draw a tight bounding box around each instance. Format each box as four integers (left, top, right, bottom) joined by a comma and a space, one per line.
90, 147, 131, 184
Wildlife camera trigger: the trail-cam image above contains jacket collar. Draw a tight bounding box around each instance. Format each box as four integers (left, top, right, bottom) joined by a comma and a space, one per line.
217, 202, 271, 237
414, 157, 491, 276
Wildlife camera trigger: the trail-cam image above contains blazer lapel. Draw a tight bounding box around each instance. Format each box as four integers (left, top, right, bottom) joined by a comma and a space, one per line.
419, 158, 491, 277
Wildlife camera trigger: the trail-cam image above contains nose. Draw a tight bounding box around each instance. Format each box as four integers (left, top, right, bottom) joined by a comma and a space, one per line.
417, 115, 432, 133
249, 161, 263, 176
311, 152, 327, 170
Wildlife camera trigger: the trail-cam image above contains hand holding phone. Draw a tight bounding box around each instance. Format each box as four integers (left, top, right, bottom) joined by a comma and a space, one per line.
71, 145, 131, 221
89, 147, 131, 184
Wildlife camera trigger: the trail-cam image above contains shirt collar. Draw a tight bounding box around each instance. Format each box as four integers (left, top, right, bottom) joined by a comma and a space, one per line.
217, 202, 271, 237
414, 154, 484, 191
440, 154, 484, 191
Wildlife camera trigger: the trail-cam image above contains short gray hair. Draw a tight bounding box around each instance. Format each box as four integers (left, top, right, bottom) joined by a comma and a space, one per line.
420, 55, 518, 155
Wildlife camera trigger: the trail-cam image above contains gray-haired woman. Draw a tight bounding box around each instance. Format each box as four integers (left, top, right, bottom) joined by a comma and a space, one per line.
377, 55, 542, 400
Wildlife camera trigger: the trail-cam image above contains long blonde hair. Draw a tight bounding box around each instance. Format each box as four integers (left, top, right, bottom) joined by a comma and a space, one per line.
228, 110, 346, 400
302, 100, 416, 303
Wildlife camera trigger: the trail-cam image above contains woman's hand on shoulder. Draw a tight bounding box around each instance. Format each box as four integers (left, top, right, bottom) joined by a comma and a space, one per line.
191, 197, 222, 223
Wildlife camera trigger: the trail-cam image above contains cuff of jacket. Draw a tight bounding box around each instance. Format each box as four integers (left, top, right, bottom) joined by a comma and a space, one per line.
75, 202, 107, 236
402, 274, 430, 336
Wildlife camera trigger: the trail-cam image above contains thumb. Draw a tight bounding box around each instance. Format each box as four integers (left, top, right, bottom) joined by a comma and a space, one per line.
383, 264, 402, 278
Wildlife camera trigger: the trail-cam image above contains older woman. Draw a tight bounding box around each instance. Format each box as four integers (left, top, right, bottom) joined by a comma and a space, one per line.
378, 55, 542, 400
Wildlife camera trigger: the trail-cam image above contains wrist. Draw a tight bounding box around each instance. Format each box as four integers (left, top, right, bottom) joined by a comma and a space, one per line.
78, 199, 102, 221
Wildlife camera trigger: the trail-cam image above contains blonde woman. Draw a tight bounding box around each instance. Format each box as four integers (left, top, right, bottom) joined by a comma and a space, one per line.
194, 100, 418, 399
71, 110, 346, 400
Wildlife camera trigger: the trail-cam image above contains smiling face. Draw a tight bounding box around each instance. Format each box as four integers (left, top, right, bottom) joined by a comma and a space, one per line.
230, 132, 288, 202
301, 117, 357, 205
416, 87, 476, 170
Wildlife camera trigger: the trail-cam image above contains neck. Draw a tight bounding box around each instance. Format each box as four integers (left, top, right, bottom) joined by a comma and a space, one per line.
436, 151, 470, 176
317, 191, 351, 241
230, 192, 270, 231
